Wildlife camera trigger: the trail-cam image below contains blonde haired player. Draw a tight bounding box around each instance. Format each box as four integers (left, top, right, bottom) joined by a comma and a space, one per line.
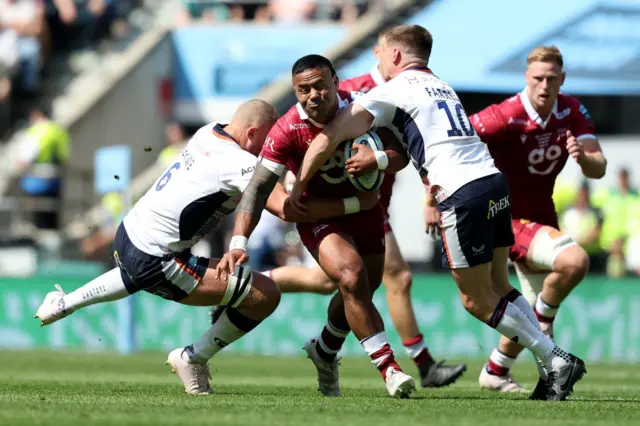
468, 46, 607, 397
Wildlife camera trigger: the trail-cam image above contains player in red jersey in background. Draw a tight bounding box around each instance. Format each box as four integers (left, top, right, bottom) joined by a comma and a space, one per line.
258, 33, 466, 388
217, 54, 417, 398
467, 46, 607, 397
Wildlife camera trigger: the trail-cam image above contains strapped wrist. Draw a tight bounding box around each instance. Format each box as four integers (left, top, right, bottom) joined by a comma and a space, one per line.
374, 150, 389, 171
229, 236, 248, 252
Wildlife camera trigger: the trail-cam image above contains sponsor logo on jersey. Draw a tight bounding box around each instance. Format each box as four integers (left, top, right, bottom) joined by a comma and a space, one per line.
508, 117, 529, 126
520, 134, 527, 144
241, 166, 255, 175
290, 123, 311, 130
554, 107, 571, 120
266, 136, 275, 152
535, 133, 552, 147
487, 196, 510, 219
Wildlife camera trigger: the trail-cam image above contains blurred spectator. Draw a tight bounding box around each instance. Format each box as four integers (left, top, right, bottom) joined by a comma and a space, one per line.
625, 197, 640, 276
47, 0, 117, 67
269, 0, 316, 23
158, 122, 187, 167
16, 105, 70, 230
592, 168, 639, 277
174, 0, 231, 25
560, 181, 605, 271
0, 0, 46, 95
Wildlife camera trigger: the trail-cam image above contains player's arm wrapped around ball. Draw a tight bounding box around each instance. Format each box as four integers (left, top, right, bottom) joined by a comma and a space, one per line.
266, 182, 380, 222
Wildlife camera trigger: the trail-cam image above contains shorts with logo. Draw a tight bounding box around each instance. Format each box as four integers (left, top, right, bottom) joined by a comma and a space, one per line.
297, 203, 385, 256
113, 223, 209, 302
509, 215, 559, 263
438, 173, 514, 268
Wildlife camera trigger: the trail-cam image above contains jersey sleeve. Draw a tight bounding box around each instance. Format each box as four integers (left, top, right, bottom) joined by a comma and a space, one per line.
353, 84, 398, 128
257, 121, 291, 176
470, 105, 507, 144
569, 101, 597, 140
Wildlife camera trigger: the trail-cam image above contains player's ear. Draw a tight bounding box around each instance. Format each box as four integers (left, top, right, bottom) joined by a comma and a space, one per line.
559, 72, 566, 86
333, 75, 339, 90
246, 126, 257, 142
392, 48, 401, 65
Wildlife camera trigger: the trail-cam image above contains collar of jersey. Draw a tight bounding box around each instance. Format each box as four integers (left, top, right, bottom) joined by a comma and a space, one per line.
370, 63, 386, 86
404, 65, 433, 74
520, 88, 558, 130
212, 123, 237, 142
295, 95, 350, 128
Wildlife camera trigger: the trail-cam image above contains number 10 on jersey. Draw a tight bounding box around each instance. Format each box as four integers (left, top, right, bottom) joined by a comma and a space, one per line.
437, 101, 475, 138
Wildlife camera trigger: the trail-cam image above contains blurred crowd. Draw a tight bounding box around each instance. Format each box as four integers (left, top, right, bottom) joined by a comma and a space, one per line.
174, 0, 398, 25
0, 0, 141, 139
555, 168, 640, 278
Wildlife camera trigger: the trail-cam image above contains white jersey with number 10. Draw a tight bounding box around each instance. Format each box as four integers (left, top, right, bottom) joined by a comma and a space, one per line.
354, 67, 499, 199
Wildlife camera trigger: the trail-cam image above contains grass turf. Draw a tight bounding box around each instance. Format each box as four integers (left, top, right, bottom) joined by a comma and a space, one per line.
0, 350, 639, 426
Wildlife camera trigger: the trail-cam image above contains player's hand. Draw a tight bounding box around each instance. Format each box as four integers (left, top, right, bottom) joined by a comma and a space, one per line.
283, 197, 308, 220
215, 249, 248, 280
346, 144, 377, 177
288, 181, 307, 216
357, 190, 381, 210
566, 130, 586, 163
424, 195, 440, 236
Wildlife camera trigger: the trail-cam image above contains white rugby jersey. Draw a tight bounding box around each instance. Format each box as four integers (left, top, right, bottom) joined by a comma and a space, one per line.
354, 66, 499, 199
123, 123, 257, 256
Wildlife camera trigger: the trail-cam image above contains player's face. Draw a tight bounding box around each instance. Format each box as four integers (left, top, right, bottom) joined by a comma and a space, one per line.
293, 67, 339, 123
526, 61, 565, 112
378, 41, 400, 80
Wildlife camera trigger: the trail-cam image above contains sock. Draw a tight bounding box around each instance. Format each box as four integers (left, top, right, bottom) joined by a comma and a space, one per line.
63, 268, 131, 311
315, 321, 349, 363
506, 289, 542, 331
191, 308, 261, 363
488, 298, 554, 361
402, 334, 434, 367
361, 331, 402, 380
487, 348, 516, 376
535, 294, 558, 324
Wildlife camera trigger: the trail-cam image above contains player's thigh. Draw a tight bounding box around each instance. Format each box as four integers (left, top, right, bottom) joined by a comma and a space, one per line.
526, 225, 586, 273
363, 253, 385, 295
315, 232, 367, 294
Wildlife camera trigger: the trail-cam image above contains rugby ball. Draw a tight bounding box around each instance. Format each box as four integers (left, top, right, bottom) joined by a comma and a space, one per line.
343, 130, 385, 192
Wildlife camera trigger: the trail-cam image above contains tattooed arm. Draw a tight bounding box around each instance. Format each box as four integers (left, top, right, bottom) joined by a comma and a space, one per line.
232, 163, 281, 239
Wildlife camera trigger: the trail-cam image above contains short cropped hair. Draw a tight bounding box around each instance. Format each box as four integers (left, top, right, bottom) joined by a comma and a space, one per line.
291, 54, 336, 77
380, 25, 433, 62
527, 46, 564, 68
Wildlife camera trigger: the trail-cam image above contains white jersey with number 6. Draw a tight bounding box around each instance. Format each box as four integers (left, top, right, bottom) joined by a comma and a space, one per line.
354, 66, 499, 199
123, 123, 257, 257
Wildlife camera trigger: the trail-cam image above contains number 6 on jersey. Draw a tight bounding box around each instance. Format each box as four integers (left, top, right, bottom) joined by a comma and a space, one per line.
156, 161, 181, 191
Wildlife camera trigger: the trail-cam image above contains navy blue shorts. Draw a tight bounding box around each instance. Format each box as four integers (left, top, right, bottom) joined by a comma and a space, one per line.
438, 173, 514, 269
113, 223, 209, 301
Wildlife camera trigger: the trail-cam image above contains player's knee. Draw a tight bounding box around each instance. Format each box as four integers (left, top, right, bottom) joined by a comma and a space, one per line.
336, 262, 366, 297
385, 268, 412, 297
557, 246, 590, 284
246, 272, 281, 317
460, 292, 493, 322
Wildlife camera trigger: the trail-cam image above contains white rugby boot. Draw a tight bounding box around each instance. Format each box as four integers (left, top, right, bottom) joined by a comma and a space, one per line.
34, 284, 74, 326
166, 347, 214, 395
302, 338, 342, 396
385, 366, 416, 398
479, 364, 527, 393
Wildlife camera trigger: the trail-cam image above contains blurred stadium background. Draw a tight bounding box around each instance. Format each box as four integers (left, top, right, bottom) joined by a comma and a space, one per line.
0, 0, 639, 365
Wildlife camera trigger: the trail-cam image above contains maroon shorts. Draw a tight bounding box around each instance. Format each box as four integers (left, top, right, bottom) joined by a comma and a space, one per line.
509, 219, 545, 263
297, 204, 386, 255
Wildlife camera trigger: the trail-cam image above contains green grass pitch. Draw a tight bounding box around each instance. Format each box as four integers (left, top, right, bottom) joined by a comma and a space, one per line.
0, 350, 639, 426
